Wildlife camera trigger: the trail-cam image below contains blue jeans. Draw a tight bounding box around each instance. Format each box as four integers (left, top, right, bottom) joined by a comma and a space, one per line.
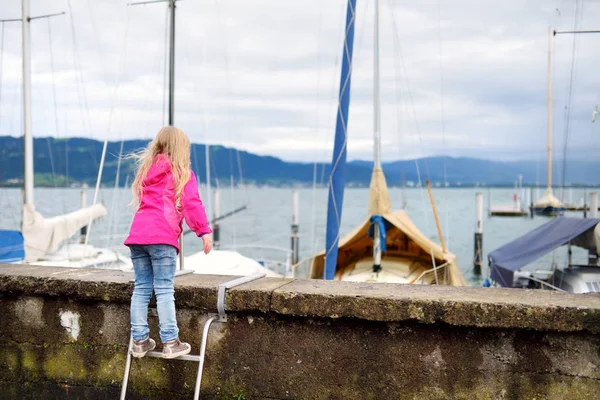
129, 244, 179, 342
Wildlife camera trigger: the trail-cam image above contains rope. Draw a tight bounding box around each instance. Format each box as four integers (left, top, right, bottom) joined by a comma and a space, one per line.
309, 1, 326, 256
67, 1, 93, 139
105, 139, 125, 249
388, 0, 434, 249
215, 0, 245, 249
559, 0, 583, 195
437, 0, 450, 251
46, 19, 59, 188
84, 4, 133, 248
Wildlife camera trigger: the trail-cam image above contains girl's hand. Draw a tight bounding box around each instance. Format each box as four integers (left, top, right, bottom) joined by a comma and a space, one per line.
202, 235, 213, 254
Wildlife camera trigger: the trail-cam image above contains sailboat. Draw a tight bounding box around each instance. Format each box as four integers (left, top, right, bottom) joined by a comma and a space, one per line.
308, 0, 465, 286
0, 0, 130, 268
532, 29, 566, 217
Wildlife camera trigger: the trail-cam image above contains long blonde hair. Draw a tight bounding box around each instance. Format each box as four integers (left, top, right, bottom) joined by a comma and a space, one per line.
131, 126, 191, 210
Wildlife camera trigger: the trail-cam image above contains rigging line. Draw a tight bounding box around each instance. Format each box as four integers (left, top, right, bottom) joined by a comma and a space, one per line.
84, 3, 133, 248
229, 149, 237, 249
310, 0, 325, 256
388, 0, 433, 233
389, 0, 410, 207
388, 0, 430, 181
437, 0, 447, 187
46, 18, 60, 188
560, 0, 583, 194
318, 0, 349, 190
105, 137, 125, 249
9, 32, 22, 136
437, 0, 450, 251
216, 0, 246, 250
202, 36, 214, 222
66, 1, 92, 139
214, 0, 246, 203
136, 6, 168, 138
86, 0, 111, 78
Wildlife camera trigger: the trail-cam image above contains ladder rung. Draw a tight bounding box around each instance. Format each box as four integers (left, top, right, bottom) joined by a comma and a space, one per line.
135, 350, 201, 362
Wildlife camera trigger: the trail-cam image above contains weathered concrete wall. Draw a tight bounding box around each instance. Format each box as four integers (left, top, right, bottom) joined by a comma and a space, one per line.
0, 264, 599, 400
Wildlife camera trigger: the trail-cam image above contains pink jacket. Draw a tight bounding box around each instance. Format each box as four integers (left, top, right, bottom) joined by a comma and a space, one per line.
124, 154, 212, 253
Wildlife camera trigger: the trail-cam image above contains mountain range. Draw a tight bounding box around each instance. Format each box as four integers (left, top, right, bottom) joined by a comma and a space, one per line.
0, 136, 597, 187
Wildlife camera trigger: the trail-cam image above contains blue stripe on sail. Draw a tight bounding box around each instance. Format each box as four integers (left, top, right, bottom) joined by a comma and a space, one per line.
324, 0, 357, 280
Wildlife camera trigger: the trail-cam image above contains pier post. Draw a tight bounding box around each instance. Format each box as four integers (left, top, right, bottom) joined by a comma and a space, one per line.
529, 187, 534, 218
589, 192, 598, 265
474, 192, 483, 275
213, 189, 221, 249
590, 192, 598, 219
291, 190, 300, 266
80, 184, 88, 243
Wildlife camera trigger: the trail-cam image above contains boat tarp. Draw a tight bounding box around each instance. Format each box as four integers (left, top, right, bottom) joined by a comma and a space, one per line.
0, 230, 25, 262
489, 217, 600, 287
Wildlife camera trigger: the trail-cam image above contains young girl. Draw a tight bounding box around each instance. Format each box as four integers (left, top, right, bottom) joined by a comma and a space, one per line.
124, 126, 213, 359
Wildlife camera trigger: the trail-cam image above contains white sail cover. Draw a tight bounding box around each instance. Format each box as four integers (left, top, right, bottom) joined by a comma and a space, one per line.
22, 203, 108, 261
534, 188, 564, 209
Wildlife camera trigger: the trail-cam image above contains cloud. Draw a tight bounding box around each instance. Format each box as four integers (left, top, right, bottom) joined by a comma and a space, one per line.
0, 0, 599, 166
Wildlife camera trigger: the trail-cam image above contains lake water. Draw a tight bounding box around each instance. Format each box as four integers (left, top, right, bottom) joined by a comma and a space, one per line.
0, 186, 594, 285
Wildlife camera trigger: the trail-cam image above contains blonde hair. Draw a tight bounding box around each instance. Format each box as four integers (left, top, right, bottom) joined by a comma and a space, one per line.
131, 126, 191, 210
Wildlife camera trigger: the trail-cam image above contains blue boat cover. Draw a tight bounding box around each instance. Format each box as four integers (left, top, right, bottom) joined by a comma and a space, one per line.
0, 230, 25, 263
489, 217, 600, 287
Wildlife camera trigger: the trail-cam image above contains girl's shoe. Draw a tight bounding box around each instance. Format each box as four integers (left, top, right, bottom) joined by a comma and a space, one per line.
162, 338, 191, 359
131, 337, 156, 358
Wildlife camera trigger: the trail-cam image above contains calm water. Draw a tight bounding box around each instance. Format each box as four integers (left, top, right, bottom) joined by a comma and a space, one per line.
0, 186, 594, 284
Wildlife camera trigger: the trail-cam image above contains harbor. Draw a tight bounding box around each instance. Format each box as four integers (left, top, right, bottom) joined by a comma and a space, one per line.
0, 0, 599, 398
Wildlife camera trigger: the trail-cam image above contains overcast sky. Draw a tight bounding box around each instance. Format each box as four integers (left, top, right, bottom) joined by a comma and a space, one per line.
0, 0, 599, 163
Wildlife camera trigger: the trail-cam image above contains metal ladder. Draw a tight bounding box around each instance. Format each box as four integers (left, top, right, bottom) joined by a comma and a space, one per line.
120, 272, 266, 400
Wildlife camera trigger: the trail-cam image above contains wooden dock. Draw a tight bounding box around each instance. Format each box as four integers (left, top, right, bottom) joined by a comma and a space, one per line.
490, 207, 529, 217
564, 205, 600, 212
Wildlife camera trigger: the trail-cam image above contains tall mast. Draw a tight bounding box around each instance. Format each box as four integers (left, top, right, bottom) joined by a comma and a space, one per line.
22, 0, 34, 207
373, 0, 381, 170
372, 0, 382, 272
546, 28, 552, 192
166, 0, 184, 268
168, 0, 175, 126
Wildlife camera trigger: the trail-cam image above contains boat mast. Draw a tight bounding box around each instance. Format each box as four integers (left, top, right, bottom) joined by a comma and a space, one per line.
373, 0, 381, 171
22, 0, 34, 207
372, 0, 382, 270
168, 0, 175, 126
546, 28, 552, 193
166, 0, 185, 268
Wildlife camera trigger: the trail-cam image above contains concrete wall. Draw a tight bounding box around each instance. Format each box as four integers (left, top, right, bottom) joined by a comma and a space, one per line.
0, 264, 599, 399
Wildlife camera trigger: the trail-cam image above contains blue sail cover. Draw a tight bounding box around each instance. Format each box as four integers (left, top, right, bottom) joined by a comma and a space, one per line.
489, 217, 600, 287
324, 0, 357, 280
0, 230, 25, 263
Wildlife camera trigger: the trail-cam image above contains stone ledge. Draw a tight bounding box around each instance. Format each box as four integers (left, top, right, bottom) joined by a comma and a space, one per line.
1, 264, 599, 333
